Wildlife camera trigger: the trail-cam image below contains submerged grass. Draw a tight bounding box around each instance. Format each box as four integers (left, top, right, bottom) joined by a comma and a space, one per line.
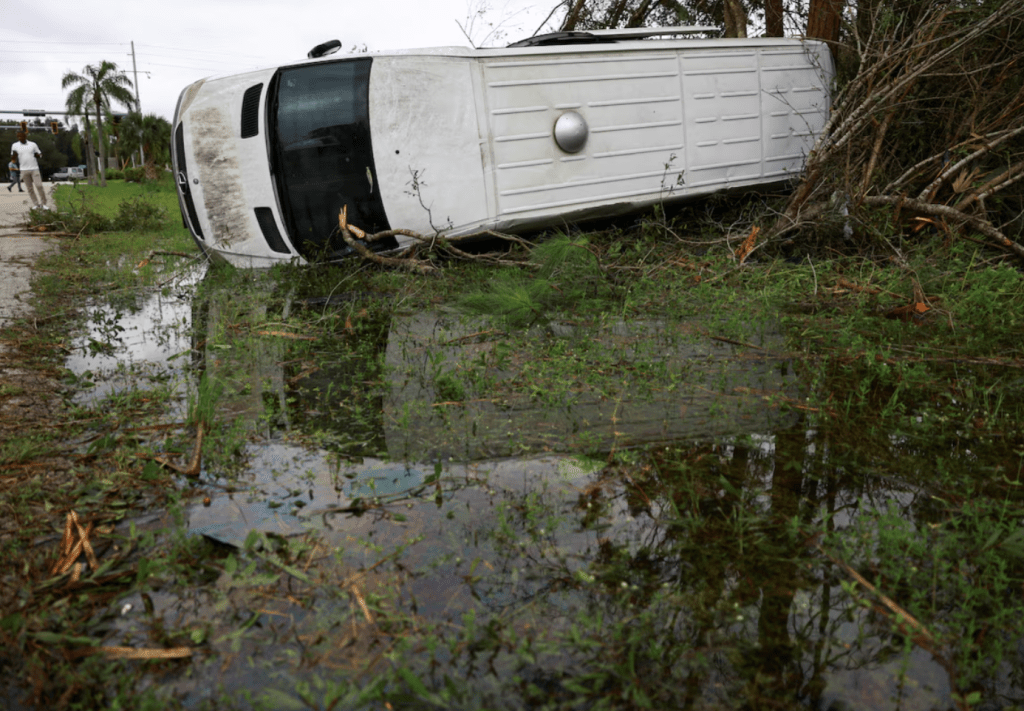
3, 194, 1024, 709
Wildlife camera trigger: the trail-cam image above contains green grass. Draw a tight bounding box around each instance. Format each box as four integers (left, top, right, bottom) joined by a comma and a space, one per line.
52, 172, 184, 223
28, 173, 196, 296
6, 194, 1024, 709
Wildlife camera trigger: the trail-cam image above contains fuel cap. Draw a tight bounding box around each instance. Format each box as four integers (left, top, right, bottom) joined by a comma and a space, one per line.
553, 111, 588, 154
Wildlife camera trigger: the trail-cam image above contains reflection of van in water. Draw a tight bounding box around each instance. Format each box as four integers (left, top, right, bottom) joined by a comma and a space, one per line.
171, 28, 834, 267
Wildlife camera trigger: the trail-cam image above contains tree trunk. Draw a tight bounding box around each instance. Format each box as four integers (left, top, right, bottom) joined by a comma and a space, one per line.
94, 96, 107, 187
807, 0, 843, 43
603, 0, 631, 28
143, 142, 159, 180
765, 0, 784, 37
723, 0, 748, 38
561, 0, 587, 31
856, 0, 875, 44
82, 117, 96, 186
626, 0, 655, 28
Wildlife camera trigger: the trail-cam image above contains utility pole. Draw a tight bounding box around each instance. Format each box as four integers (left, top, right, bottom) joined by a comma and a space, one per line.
131, 41, 144, 166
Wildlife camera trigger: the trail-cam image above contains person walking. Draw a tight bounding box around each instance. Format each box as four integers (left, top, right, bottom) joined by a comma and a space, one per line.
10, 132, 48, 209
6, 158, 22, 192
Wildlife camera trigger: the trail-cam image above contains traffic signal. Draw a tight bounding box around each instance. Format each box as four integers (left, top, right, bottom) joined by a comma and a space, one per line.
50, 120, 59, 135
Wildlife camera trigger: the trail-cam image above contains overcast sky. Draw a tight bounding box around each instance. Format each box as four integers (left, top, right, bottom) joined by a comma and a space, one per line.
0, 0, 558, 127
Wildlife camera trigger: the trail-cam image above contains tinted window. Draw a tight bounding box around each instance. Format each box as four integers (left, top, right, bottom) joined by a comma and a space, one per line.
271, 58, 391, 258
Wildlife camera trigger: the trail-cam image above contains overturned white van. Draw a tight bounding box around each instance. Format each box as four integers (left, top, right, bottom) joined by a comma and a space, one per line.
171, 28, 833, 267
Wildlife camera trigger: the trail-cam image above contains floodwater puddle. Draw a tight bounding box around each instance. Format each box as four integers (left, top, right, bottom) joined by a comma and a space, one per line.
64, 263, 206, 404
60, 266, 1024, 709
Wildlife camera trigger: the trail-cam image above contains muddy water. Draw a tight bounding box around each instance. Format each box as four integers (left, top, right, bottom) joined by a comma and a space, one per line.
64, 268, 1022, 710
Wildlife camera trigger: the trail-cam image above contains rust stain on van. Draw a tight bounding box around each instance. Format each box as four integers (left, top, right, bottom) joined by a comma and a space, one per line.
190, 106, 249, 247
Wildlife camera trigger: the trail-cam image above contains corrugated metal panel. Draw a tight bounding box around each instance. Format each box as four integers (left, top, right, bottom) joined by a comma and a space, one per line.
483, 45, 829, 219
484, 53, 685, 216
680, 50, 762, 188
759, 48, 830, 179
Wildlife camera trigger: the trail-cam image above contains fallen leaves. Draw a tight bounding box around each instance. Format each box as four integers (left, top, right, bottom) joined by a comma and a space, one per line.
51, 511, 98, 581
734, 225, 760, 265
99, 646, 193, 660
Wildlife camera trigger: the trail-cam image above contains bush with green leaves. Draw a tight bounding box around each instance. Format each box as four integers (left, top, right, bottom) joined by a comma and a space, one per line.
112, 195, 167, 232
123, 167, 145, 183
457, 235, 611, 327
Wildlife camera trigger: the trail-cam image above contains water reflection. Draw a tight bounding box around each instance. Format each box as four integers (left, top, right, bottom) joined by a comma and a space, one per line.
190, 278, 802, 462
172, 434, 963, 710
64, 263, 205, 403
61, 268, 1022, 709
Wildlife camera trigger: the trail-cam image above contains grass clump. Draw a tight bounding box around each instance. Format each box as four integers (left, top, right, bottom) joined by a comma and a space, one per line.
30, 172, 182, 237
457, 234, 611, 327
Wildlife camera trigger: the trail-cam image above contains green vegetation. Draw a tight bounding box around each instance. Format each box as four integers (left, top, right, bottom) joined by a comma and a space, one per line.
4, 180, 1024, 708
62, 59, 136, 187
3, 2, 1024, 696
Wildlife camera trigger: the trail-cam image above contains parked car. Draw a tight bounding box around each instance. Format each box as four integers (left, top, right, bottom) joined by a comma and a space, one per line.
172, 28, 834, 267
50, 167, 85, 182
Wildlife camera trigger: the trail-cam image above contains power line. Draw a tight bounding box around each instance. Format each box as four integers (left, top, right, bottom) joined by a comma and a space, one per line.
138, 61, 262, 70
0, 41, 270, 63
0, 49, 135, 55
0, 39, 127, 45
139, 61, 262, 71
136, 43, 274, 61
137, 52, 270, 66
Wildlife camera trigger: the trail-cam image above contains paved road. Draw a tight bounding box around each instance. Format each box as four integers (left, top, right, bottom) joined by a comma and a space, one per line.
0, 181, 58, 338
0, 179, 64, 226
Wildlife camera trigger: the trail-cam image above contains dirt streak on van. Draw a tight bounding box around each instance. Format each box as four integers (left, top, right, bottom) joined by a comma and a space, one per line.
171, 29, 834, 267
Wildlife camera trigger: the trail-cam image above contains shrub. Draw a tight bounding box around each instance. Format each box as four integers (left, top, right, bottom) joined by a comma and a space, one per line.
123, 167, 146, 183
105, 169, 124, 180
112, 195, 167, 231
27, 204, 110, 233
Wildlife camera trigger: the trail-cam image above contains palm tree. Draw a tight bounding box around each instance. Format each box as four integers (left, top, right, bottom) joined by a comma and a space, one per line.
61, 61, 135, 187
119, 112, 172, 180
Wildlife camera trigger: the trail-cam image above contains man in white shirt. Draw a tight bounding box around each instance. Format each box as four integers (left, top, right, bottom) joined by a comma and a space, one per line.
10, 132, 49, 210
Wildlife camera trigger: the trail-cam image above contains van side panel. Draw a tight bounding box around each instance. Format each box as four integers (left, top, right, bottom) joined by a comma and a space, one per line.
680, 48, 762, 189
479, 40, 831, 224
759, 45, 832, 180
369, 58, 489, 235
483, 51, 686, 217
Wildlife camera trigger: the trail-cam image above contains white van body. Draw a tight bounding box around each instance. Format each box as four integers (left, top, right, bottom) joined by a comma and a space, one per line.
172, 32, 833, 267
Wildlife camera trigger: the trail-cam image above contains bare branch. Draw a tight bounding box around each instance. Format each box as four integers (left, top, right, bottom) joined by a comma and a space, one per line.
863, 195, 1024, 260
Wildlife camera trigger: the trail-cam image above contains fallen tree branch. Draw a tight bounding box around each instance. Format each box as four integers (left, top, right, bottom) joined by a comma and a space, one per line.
862, 195, 1024, 259
337, 206, 539, 272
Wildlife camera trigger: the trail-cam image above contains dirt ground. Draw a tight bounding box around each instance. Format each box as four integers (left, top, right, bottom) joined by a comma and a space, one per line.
0, 185, 74, 545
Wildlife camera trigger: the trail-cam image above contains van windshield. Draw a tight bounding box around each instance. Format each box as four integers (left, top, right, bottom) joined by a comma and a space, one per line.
269, 58, 391, 259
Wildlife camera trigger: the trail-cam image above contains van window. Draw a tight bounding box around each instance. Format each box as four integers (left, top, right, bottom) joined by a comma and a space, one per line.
270, 58, 391, 258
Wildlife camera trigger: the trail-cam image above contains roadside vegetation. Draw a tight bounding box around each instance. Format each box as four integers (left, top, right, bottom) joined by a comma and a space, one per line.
1, 163, 1024, 709
2, 0, 1024, 708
